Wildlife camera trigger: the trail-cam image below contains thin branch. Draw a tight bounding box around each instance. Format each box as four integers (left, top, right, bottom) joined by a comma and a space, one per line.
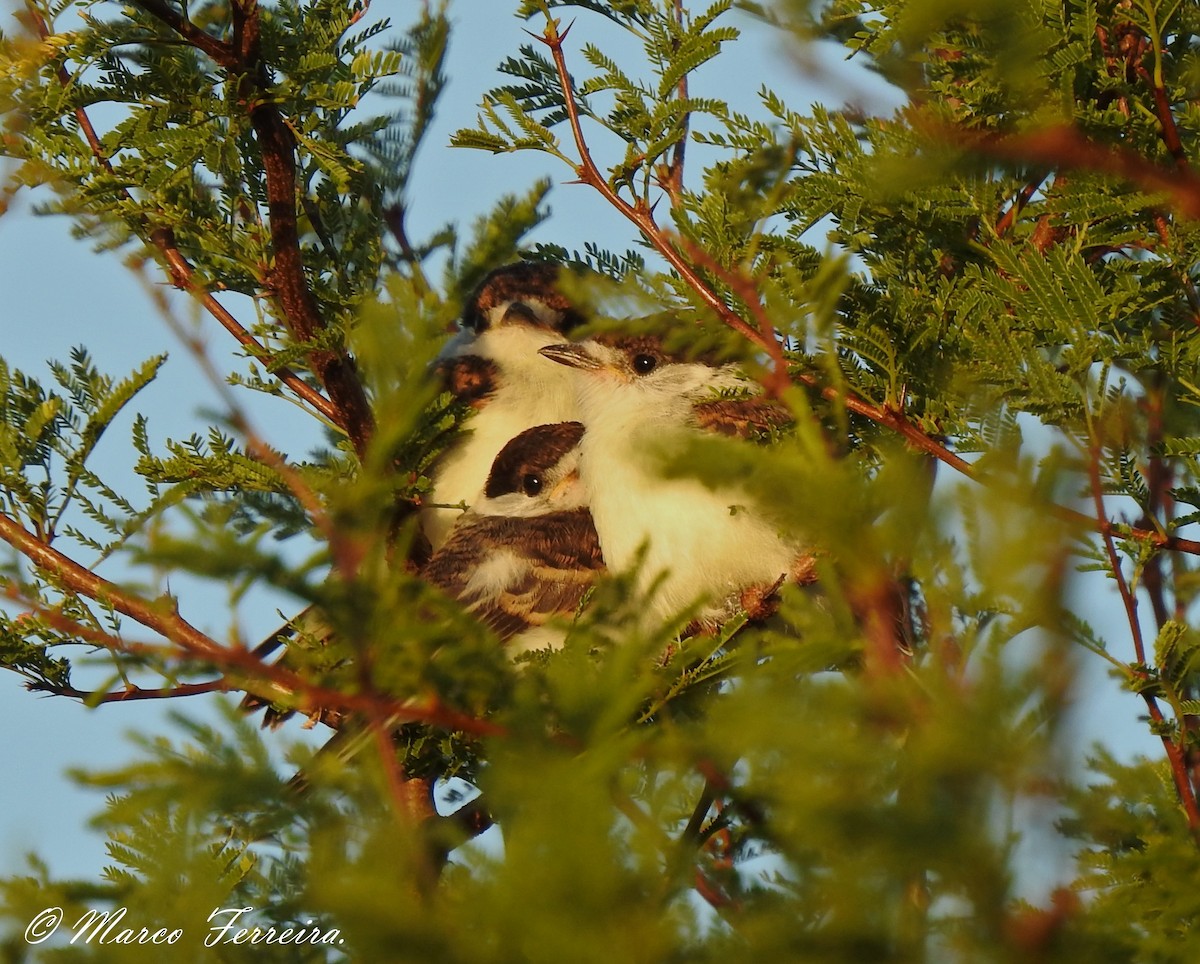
1084, 441, 1200, 833
29, 679, 227, 702
994, 172, 1048, 238
963, 124, 1200, 219
129, 0, 236, 67
678, 239, 790, 395
1132, 2, 1187, 171
1139, 65, 1188, 170
534, 19, 784, 368
151, 229, 341, 423
0, 509, 226, 659
0, 544, 501, 736
225, 0, 376, 460
137, 258, 367, 583
25, 5, 340, 426
661, 0, 688, 202
1086, 443, 1147, 665
1138, 383, 1172, 630
535, 17, 1200, 561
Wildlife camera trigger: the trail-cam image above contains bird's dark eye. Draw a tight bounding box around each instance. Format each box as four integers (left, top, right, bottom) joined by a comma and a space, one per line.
522, 473, 543, 497
633, 353, 658, 375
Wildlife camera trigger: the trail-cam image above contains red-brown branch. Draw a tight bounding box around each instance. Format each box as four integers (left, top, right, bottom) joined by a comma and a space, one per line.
963, 124, 1200, 219
535, 20, 785, 370
116, 2, 374, 455
1135, 64, 1188, 171
30, 679, 227, 703
130, 0, 236, 66
1, 510, 227, 658
537, 19, 1200, 561
661, 0, 688, 201
995, 172, 1048, 238
225, 1, 375, 460
1084, 444, 1200, 832
26, 5, 340, 425
152, 229, 341, 423
678, 239, 790, 395
0, 521, 501, 736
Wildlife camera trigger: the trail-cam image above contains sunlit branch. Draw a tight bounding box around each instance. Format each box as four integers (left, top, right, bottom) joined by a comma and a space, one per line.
963, 124, 1200, 219
25, 5, 342, 428
0, 539, 501, 736
536, 15, 1200, 565
1084, 441, 1200, 834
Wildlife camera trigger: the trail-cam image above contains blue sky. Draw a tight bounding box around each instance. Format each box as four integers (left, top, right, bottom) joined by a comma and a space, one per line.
0, 0, 1157, 887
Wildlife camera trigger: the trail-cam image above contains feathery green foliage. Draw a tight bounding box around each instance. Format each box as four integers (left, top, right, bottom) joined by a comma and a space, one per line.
2, 0, 1200, 960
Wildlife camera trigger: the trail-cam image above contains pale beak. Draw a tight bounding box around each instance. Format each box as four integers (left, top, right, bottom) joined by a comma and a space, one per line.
548, 468, 581, 502
539, 343, 606, 371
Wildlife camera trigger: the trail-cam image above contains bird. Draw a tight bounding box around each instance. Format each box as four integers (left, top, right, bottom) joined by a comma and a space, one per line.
423, 420, 604, 653
424, 261, 589, 551
539, 335, 810, 627
243, 264, 591, 726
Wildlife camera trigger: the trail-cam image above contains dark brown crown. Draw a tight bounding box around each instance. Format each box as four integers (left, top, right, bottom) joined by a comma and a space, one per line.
484, 421, 586, 499
462, 261, 588, 333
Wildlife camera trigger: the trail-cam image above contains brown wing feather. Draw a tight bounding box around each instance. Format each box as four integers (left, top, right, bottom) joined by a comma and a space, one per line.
437, 354, 498, 407
692, 396, 793, 439
422, 509, 604, 641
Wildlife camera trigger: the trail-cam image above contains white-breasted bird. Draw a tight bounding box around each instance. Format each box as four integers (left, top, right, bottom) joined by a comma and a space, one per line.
540, 335, 809, 627
423, 420, 604, 652
244, 265, 589, 724
425, 261, 588, 550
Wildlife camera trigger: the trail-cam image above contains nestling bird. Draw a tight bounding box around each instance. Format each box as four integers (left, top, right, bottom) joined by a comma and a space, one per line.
242, 421, 602, 722
244, 264, 589, 725
540, 335, 810, 627
425, 261, 588, 550
423, 420, 604, 653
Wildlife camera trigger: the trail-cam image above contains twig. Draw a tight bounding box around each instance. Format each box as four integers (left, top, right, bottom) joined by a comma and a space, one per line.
1, 509, 226, 659
152, 229, 341, 423
1138, 383, 1172, 630
129, 0, 235, 66
535, 16, 1200, 561
995, 172, 1048, 238
0, 548, 501, 736
678, 240, 790, 395
1139, 66, 1187, 170
136, 260, 368, 586
1131, 2, 1187, 171
661, 0, 688, 202
26, 5, 340, 427
1084, 440, 1200, 833
29, 679, 227, 702
962, 123, 1200, 219
1085, 442, 1146, 666
534, 19, 786, 369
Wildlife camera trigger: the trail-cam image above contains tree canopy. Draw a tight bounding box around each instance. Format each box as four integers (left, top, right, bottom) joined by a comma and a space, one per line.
2, 0, 1200, 960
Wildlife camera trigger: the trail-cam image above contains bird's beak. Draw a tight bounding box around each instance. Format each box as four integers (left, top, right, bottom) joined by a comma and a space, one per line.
548, 468, 581, 502
539, 342, 606, 371
498, 301, 540, 327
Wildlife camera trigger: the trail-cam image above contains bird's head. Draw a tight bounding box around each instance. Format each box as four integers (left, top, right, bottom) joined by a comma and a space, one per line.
539, 335, 744, 411
477, 421, 588, 517
461, 261, 588, 336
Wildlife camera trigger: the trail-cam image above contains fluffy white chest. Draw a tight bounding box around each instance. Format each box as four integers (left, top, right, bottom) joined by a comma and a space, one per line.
426, 329, 579, 548
581, 424, 795, 621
